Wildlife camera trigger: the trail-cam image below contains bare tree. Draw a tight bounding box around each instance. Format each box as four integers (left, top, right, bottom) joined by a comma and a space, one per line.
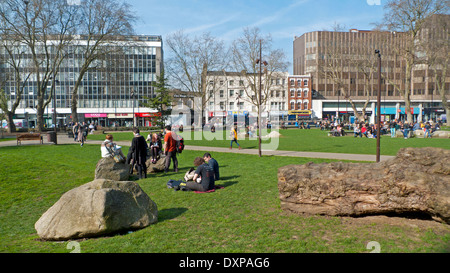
229, 27, 288, 119
166, 30, 227, 124
0, 0, 79, 131
318, 23, 374, 122
418, 14, 450, 125
69, 0, 136, 123
380, 0, 448, 123
0, 37, 33, 133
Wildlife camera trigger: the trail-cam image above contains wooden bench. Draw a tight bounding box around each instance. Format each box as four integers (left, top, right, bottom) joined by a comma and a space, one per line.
16, 133, 43, 145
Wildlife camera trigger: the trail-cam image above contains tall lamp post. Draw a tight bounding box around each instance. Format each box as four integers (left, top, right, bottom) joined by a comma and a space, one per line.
375, 50, 382, 162
131, 88, 135, 127
256, 39, 268, 158
49, 76, 58, 144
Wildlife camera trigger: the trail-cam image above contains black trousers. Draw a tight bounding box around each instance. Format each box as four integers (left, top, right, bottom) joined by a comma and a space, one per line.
164, 151, 178, 172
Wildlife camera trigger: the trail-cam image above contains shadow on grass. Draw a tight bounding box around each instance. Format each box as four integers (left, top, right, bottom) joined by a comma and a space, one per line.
158, 207, 189, 222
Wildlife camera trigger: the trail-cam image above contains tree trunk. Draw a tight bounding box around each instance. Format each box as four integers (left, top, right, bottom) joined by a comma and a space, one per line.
36, 103, 45, 132
5, 112, 16, 133
404, 62, 413, 123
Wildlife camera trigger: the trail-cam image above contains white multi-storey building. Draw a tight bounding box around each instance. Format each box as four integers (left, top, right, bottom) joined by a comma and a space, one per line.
1, 35, 163, 128
205, 71, 289, 126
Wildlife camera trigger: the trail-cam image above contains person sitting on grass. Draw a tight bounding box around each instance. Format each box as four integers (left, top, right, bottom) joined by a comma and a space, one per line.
203, 152, 219, 181
353, 124, 362, 138
185, 157, 215, 192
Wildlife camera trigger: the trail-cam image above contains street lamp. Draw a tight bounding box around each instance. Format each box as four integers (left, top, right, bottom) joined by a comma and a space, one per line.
49, 76, 58, 144
375, 50, 382, 162
131, 88, 135, 127
255, 39, 268, 158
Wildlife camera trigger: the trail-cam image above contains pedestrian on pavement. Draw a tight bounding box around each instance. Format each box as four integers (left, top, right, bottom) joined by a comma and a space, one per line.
77, 122, 85, 146
72, 122, 79, 142
230, 125, 241, 150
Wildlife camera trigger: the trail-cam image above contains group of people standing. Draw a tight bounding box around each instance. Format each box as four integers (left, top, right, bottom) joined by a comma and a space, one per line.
100, 125, 180, 180
100, 125, 220, 192
72, 122, 88, 146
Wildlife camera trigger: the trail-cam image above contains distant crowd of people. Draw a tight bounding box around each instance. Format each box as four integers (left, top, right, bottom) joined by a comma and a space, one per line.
320, 118, 443, 139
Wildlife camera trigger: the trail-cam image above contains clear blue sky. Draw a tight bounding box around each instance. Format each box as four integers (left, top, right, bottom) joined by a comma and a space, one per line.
127, 0, 386, 73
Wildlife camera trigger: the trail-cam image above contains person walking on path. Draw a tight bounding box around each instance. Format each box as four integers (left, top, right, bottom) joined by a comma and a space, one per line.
126, 128, 148, 179
77, 122, 85, 146
230, 125, 241, 150
73, 122, 79, 142
163, 125, 178, 173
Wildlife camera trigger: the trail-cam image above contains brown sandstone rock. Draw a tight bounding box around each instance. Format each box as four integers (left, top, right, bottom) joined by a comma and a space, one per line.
278, 147, 450, 224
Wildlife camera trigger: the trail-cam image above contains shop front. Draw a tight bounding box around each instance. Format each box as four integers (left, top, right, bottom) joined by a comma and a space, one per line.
85, 113, 107, 127
107, 113, 133, 127
135, 112, 161, 127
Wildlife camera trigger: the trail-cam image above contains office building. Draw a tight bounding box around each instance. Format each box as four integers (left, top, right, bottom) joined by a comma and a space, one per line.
293, 14, 449, 123
1, 35, 163, 128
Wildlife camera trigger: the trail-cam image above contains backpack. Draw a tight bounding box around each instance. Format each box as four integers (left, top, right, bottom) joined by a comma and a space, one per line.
176, 137, 185, 153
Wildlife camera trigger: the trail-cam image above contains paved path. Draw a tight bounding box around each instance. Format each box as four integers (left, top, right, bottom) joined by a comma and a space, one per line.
0, 133, 394, 162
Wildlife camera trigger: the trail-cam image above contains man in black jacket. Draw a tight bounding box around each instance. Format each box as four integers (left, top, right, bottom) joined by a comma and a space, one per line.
126, 128, 148, 179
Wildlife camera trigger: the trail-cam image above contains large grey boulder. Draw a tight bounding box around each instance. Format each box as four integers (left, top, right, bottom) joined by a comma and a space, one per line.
35, 179, 158, 241
95, 157, 130, 181
145, 155, 166, 173
278, 147, 450, 224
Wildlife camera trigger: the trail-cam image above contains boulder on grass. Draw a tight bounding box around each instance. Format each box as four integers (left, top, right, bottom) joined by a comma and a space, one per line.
95, 157, 130, 181
278, 147, 450, 224
35, 179, 158, 241
145, 155, 166, 173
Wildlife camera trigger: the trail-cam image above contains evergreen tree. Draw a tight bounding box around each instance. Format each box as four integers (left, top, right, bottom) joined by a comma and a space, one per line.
143, 70, 172, 129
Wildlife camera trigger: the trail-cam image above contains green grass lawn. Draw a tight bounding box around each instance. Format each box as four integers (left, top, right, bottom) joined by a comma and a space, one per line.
88, 128, 450, 156
0, 144, 448, 253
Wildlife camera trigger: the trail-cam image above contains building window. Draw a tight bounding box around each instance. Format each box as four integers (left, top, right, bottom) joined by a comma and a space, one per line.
290, 79, 295, 86
220, 90, 224, 98
297, 89, 302, 97
229, 102, 234, 110
303, 89, 308, 98
303, 101, 308, 110
229, 89, 234, 97
290, 89, 295, 97
304, 79, 308, 86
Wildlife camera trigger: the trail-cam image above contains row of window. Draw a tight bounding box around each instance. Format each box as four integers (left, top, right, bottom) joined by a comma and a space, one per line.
289, 79, 309, 87
209, 78, 287, 87
290, 101, 309, 110
289, 89, 309, 98
213, 89, 288, 98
